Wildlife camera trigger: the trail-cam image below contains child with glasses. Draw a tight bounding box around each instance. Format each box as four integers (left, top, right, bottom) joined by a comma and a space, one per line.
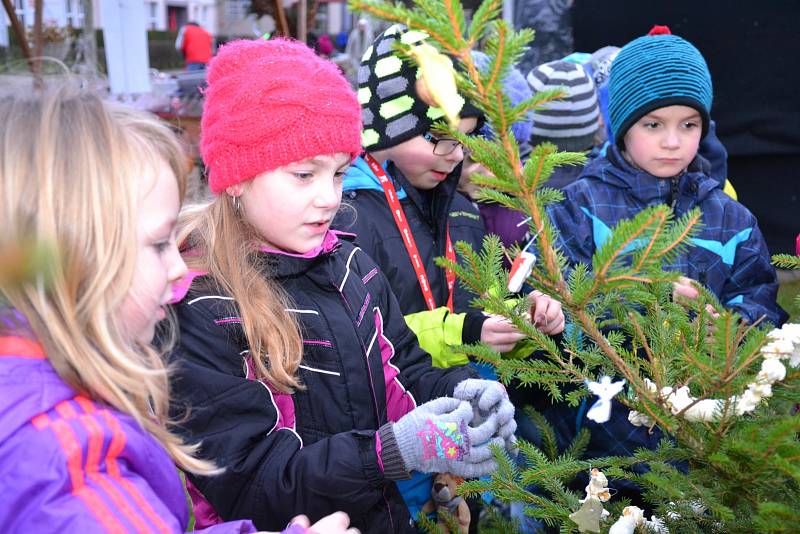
337, 25, 566, 520
339, 25, 565, 371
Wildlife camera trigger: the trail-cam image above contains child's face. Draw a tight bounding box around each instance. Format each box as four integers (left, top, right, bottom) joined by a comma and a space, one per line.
622, 105, 702, 178
120, 160, 186, 343
227, 153, 351, 254
381, 116, 478, 191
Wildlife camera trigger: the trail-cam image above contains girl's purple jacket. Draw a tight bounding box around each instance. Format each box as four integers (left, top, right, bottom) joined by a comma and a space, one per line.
0, 333, 257, 533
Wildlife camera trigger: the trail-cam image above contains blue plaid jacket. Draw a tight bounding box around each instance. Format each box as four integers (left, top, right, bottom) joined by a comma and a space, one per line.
547, 145, 787, 326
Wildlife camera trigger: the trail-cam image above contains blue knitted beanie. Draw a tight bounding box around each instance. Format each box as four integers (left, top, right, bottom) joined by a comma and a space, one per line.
608, 31, 712, 145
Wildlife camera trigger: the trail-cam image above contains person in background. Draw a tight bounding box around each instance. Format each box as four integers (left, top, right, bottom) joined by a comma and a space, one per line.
457, 51, 536, 257
459, 57, 600, 257
526, 59, 601, 190
175, 21, 213, 71
344, 17, 374, 77
317, 33, 334, 57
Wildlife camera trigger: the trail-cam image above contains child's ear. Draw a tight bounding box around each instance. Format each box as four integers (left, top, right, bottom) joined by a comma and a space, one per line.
226, 184, 244, 197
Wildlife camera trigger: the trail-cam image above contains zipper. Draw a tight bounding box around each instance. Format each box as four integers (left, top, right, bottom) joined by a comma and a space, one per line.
669, 178, 679, 210
332, 280, 382, 425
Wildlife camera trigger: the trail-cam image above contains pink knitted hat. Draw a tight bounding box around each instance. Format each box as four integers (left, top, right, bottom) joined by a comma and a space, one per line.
200, 38, 363, 195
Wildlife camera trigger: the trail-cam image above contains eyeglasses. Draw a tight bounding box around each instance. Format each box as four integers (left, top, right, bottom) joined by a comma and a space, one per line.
423, 131, 465, 156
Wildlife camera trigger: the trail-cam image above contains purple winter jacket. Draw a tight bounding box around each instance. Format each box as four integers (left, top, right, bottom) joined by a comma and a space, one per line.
0, 333, 257, 533
478, 164, 587, 263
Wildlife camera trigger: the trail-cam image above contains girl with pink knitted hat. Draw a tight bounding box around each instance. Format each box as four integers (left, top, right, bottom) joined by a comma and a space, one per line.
168, 37, 516, 533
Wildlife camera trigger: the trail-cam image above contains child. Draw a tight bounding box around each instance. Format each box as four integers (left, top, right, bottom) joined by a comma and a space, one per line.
169, 38, 515, 533
0, 84, 262, 532
586, 37, 738, 199
340, 25, 565, 369
462, 57, 601, 258
548, 28, 786, 327
526, 59, 600, 190
456, 52, 535, 269
544, 27, 787, 505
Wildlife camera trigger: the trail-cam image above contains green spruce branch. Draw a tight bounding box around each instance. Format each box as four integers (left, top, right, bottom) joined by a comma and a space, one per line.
350, 0, 800, 529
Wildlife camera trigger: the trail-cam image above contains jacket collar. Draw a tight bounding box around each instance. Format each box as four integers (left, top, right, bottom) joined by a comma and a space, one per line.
342, 156, 408, 199
343, 154, 462, 229
385, 160, 461, 229
585, 144, 720, 204
259, 230, 349, 278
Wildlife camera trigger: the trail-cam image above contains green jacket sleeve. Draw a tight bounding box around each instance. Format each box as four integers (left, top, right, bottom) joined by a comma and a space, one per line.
404, 299, 545, 366
403, 307, 469, 368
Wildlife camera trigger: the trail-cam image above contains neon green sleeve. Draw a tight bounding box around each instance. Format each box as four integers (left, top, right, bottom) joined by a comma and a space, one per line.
403, 307, 470, 368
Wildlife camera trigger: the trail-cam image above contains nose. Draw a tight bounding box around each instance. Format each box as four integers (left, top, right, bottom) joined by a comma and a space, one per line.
662, 127, 680, 149
313, 175, 342, 209
445, 143, 465, 163
168, 243, 188, 285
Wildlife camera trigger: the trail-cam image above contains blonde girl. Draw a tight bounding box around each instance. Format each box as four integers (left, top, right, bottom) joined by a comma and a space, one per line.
169, 37, 517, 534
0, 82, 325, 533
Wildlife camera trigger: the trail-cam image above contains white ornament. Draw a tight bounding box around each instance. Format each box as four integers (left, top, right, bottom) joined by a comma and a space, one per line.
625, 324, 800, 425
627, 410, 653, 427
608, 506, 644, 534
644, 515, 670, 533
585, 468, 611, 502
585, 376, 626, 423
682, 399, 725, 423
758, 358, 786, 383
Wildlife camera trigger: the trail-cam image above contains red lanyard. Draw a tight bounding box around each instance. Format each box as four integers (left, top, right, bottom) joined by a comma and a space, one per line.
365, 154, 456, 313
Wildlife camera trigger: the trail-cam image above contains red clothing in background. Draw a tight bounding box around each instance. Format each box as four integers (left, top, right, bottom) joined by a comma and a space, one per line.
182, 24, 212, 65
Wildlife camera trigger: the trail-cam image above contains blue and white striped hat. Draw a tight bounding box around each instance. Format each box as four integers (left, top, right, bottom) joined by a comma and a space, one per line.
526, 60, 599, 152
608, 29, 713, 146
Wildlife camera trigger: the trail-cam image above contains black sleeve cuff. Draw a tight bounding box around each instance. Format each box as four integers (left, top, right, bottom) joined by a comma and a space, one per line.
377, 424, 411, 481
351, 430, 389, 488
462, 312, 488, 345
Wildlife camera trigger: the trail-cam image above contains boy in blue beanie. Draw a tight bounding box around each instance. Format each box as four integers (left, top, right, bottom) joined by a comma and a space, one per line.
549, 26, 786, 327
543, 26, 787, 508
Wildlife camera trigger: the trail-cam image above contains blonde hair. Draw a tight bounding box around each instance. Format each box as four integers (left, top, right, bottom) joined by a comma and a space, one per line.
0, 81, 214, 474
179, 196, 303, 393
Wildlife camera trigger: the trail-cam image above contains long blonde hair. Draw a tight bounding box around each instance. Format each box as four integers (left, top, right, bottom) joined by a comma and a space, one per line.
179, 196, 303, 393
0, 82, 214, 474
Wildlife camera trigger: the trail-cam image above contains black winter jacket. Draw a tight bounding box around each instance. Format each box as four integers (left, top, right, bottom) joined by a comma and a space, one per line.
337, 157, 487, 342
168, 233, 474, 533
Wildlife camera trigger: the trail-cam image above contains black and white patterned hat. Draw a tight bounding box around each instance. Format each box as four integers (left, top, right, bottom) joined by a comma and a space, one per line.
358, 24, 481, 151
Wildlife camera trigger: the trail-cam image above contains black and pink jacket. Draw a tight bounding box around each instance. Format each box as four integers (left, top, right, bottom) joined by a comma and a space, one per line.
168, 231, 474, 533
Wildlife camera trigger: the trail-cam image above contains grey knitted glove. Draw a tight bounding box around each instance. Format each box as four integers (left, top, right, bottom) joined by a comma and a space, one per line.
377, 397, 502, 480
453, 379, 516, 444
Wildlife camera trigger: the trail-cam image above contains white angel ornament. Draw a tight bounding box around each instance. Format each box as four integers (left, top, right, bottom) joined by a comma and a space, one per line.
585, 376, 626, 423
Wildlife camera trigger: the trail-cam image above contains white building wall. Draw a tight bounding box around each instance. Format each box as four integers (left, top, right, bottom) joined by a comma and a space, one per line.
326, 1, 342, 35
4, 0, 219, 36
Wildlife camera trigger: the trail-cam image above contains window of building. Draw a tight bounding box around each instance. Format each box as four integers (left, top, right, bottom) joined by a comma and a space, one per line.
226, 0, 251, 20
65, 0, 85, 28
148, 1, 159, 30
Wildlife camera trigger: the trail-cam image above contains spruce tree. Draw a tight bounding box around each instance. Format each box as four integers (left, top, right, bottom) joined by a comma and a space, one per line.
348, 0, 800, 531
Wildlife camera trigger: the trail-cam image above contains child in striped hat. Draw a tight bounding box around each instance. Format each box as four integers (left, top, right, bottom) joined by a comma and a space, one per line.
526, 59, 601, 189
